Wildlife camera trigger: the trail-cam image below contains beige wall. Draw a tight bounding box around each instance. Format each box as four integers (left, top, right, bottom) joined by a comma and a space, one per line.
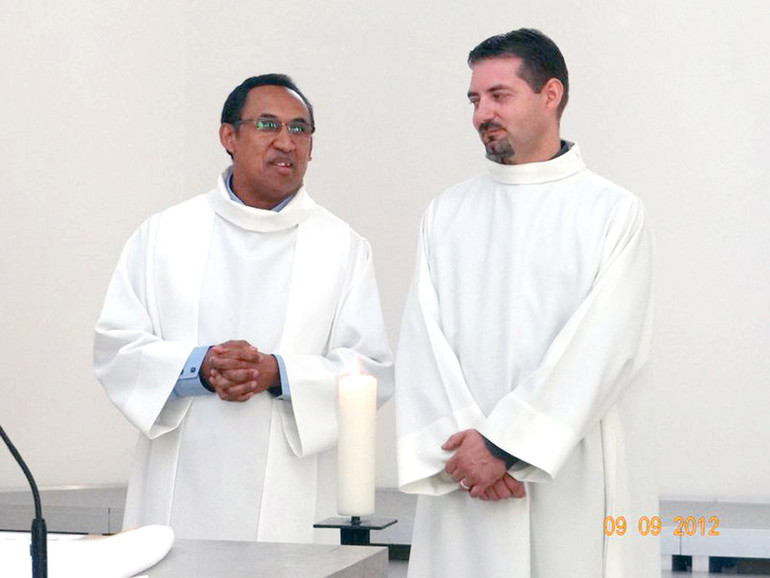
1, 0, 768, 502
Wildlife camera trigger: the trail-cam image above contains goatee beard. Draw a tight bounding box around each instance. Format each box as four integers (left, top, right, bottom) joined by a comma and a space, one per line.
479, 121, 515, 164
484, 140, 515, 165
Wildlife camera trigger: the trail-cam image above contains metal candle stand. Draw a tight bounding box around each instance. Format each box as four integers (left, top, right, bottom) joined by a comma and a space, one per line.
314, 516, 397, 546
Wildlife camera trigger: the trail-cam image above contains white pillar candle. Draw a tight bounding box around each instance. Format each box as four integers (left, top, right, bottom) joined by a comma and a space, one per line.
337, 360, 377, 516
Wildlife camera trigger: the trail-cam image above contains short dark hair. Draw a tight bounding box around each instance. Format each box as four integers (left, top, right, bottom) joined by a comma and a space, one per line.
468, 29, 569, 117
220, 73, 315, 130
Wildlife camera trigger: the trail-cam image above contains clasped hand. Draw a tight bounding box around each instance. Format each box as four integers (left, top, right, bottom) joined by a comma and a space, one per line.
200, 340, 279, 402
444, 429, 526, 501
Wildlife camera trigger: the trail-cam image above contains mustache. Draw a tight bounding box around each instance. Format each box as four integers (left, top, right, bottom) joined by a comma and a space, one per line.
478, 120, 504, 134
268, 153, 294, 165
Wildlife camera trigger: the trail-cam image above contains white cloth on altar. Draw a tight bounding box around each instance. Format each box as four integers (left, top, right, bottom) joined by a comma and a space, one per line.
396, 145, 659, 577
0, 525, 174, 578
94, 168, 393, 543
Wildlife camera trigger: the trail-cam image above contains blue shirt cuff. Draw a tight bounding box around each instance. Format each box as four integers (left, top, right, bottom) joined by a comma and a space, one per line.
274, 354, 291, 399
172, 345, 212, 397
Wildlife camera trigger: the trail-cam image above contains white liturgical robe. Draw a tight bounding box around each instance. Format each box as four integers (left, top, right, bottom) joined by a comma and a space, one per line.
95, 168, 393, 543
396, 145, 659, 577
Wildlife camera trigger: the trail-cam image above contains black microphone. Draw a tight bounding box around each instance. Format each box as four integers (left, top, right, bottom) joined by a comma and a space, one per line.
0, 424, 47, 578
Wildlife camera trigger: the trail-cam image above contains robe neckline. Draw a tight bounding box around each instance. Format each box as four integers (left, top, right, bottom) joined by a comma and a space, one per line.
207, 166, 318, 232
485, 142, 586, 185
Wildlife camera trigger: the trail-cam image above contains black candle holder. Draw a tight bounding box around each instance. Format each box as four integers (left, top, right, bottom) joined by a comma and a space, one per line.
314, 515, 397, 546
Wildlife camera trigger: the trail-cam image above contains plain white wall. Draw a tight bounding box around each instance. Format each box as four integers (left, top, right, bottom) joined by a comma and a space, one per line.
1, 1, 768, 502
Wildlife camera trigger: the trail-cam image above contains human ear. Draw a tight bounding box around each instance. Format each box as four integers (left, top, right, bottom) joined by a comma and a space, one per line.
219, 123, 236, 156
542, 78, 564, 112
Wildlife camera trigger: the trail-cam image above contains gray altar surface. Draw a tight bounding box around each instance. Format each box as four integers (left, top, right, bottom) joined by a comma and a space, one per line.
146, 539, 387, 577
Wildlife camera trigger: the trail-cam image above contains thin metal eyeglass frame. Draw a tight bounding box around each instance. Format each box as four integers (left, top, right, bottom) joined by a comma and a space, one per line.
235, 117, 314, 137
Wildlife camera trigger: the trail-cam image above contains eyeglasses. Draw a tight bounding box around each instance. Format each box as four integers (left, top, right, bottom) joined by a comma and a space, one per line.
235, 117, 314, 138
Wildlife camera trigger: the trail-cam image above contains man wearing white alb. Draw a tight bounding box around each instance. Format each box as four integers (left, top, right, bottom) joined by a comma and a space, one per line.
396, 30, 658, 577
94, 74, 393, 543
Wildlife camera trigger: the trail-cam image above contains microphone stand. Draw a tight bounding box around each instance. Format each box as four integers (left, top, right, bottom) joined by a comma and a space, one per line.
0, 424, 47, 578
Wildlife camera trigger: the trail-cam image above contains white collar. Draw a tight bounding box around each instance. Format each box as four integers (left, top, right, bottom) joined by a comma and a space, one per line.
485, 143, 586, 185
206, 166, 317, 232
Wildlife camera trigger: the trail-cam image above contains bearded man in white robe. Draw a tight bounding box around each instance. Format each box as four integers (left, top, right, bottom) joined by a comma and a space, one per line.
396, 30, 659, 577
94, 74, 393, 543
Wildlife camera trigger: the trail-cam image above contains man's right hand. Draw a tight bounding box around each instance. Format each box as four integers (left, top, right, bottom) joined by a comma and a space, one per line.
479, 474, 526, 501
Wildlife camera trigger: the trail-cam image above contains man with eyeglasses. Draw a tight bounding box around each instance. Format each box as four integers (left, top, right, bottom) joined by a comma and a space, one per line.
396, 30, 658, 576
94, 74, 393, 543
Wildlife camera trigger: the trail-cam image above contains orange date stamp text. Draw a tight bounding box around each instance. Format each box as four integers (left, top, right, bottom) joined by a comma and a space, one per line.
604, 515, 721, 537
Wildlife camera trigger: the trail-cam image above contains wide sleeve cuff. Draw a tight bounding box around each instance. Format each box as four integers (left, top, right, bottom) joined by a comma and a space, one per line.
397, 404, 486, 495
479, 395, 579, 482
273, 354, 338, 457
